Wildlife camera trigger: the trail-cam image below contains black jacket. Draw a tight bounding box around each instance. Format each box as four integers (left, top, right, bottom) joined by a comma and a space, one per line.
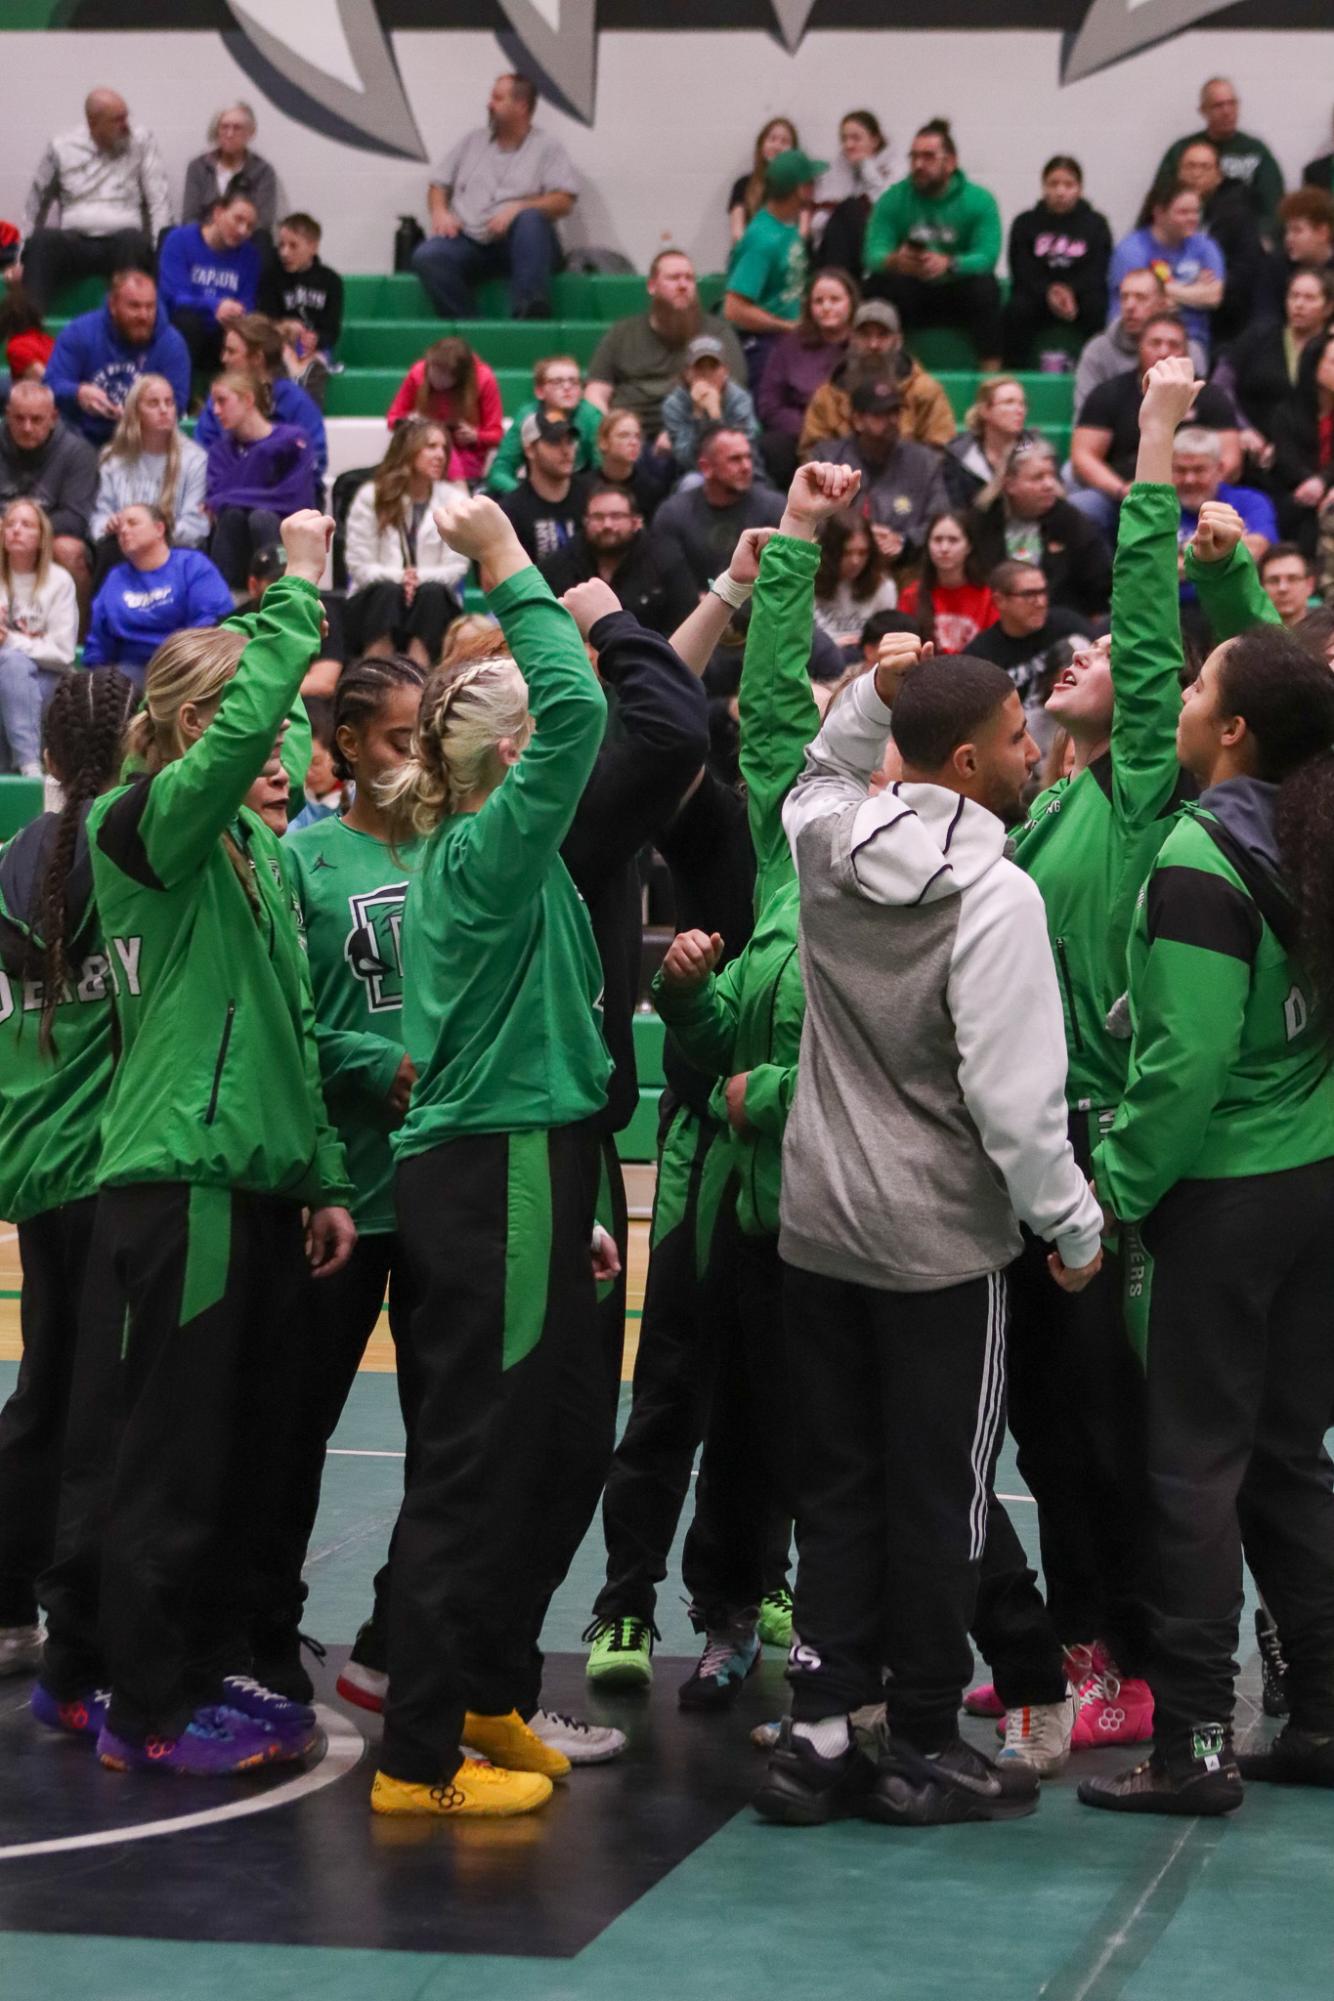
540, 531, 698, 638
654, 769, 756, 1121
967, 492, 1112, 620
1215, 318, 1299, 440
0, 423, 98, 540
1006, 198, 1112, 322
1202, 183, 1266, 345
1267, 337, 1334, 496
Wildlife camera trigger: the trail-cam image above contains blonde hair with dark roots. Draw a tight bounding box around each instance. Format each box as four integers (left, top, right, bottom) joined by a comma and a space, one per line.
124, 624, 247, 773
379, 632, 531, 838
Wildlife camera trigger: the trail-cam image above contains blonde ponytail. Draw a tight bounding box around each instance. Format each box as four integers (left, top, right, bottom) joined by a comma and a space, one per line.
380, 647, 532, 839
135, 625, 248, 773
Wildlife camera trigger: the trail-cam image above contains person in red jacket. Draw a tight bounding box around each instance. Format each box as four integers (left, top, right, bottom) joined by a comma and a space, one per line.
385, 337, 503, 483
898, 509, 999, 652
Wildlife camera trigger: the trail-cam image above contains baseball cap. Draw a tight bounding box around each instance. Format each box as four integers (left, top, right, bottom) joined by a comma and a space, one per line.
853, 299, 901, 334
685, 334, 726, 365
850, 378, 904, 415
521, 410, 575, 448
764, 147, 829, 198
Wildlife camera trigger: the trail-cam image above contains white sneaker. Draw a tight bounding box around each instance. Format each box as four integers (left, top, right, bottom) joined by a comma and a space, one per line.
997, 1695, 1077, 1777
0, 1624, 44, 1677
529, 1709, 626, 1764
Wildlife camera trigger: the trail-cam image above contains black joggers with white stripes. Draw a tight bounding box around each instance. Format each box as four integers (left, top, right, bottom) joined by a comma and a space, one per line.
783, 1261, 1008, 1749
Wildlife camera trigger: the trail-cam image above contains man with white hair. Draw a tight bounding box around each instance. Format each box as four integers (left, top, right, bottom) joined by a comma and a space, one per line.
1171, 426, 1275, 566
1154, 78, 1285, 240
19, 90, 172, 309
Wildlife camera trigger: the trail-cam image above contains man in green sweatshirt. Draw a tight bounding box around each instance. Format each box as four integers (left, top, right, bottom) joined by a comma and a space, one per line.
863, 118, 1002, 368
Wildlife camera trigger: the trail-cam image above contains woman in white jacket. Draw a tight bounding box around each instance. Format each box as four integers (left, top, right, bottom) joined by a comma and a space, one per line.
0, 499, 78, 775
343, 420, 468, 667
90, 375, 210, 586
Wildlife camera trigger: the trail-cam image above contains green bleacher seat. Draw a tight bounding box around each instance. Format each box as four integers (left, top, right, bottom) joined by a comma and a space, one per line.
336, 319, 608, 371
0, 778, 44, 841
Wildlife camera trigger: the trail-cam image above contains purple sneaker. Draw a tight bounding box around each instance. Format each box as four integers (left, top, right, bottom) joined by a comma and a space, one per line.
31, 1683, 110, 1739
97, 1703, 283, 1776
221, 1675, 320, 1759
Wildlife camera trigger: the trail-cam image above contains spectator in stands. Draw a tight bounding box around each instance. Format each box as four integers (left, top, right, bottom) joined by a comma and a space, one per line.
1259, 542, 1318, 625
259, 212, 344, 365
724, 148, 823, 384
1074, 267, 1206, 411
811, 510, 899, 652
1107, 182, 1225, 354
968, 558, 1096, 728
342, 419, 469, 666
1306, 112, 1334, 196
194, 313, 328, 481
44, 269, 191, 447
1002, 156, 1112, 368
485, 353, 601, 494
385, 335, 502, 484
204, 369, 317, 585
0, 498, 77, 773
1173, 139, 1264, 345
812, 112, 895, 275
728, 118, 801, 244
83, 501, 232, 684
662, 335, 760, 475
650, 423, 783, 590
757, 268, 859, 485
158, 188, 262, 373
592, 409, 669, 521
1265, 189, 1334, 309
1215, 270, 1334, 460
1070, 312, 1238, 532
0, 284, 54, 386
539, 481, 697, 636
495, 410, 592, 561
182, 104, 277, 234
968, 437, 1112, 618
1172, 426, 1276, 562
90, 374, 208, 586
1155, 78, 1284, 239
799, 298, 954, 456
942, 377, 1029, 508
822, 378, 948, 566
863, 118, 1003, 369
1268, 325, 1334, 544
586, 250, 746, 436
0, 381, 97, 611
413, 73, 577, 320
17, 90, 169, 310
897, 508, 999, 651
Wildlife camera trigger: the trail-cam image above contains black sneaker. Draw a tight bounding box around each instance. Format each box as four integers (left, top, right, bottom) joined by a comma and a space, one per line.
335, 1616, 387, 1715
678, 1623, 760, 1712
250, 1629, 322, 1704
753, 1720, 876, 1826
864, 1733, 1040, 1825
1255, 1608, 1290, 1720
1079, 1732, 1243, 1817
1238, 1726, 1334, 1789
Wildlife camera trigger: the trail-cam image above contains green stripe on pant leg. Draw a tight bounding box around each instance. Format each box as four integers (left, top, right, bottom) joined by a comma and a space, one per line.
1122, 1224, 1153, 1368
504, 1130, 553, 1371
181, 1185, 232, 1326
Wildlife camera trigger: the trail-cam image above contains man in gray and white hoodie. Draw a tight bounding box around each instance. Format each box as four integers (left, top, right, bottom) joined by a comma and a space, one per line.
754, 641, 1104, 1831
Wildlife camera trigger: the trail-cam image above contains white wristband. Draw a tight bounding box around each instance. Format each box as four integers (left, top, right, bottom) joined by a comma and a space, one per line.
708, 571, 755, 611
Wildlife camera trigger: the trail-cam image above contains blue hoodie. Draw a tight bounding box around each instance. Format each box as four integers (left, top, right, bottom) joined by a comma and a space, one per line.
45, 301, 193, 447
158, 222, 261, 321
195, 375, 328, 481
83, 547, 234, 680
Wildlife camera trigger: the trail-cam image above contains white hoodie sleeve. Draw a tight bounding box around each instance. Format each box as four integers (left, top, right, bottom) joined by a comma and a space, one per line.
783, 668, 892, 861
19, 570, 79, 671
947, 866, 1104, 1269
344, 483, 400, 590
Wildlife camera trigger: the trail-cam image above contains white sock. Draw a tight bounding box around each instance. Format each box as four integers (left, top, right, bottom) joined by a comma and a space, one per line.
793, 1715, 850, 1758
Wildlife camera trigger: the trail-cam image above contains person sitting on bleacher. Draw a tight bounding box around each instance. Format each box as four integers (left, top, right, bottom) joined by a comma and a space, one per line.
181, 103, 277, 234
495, 410, 593, 562
594, 410, 670, 522
798, 299, 955, 456
412, 72, 578, 321
0, 498, 77, 775
538, 481, 697, 638
0, 382, 97, 614
90, 374, 208, 585
157, 187, 262, 376
662, 336, 761, 476
586, 250, 746, 442
649, 422, 783, 592
44, 268, 191, 447
485, 354, 601, 495
17, 90, 169, 311
385, 336, 502, 485
193, 313, 327, 483
821, 378, 949, 570
1107, 182, 1225, 357
941, 376, 1029, 509
258, 212, 344, 394
723, 148, 822, 387
1073, 268, 1207, 414
1263, 190, 1334, 314
967, 435, 1111, 619
82, 501, 232, 687
203, 370, 317, 586
343, 419, 469, 667
1001, 156, 1112, 369
862, 118, 1003, 371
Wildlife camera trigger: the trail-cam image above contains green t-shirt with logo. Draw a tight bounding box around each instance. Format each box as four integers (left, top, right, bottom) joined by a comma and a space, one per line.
284, 813, 420, 1233
727, 209, 806, 321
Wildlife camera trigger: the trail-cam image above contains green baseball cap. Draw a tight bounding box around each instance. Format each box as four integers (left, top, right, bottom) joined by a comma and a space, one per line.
764, 147, 829, 198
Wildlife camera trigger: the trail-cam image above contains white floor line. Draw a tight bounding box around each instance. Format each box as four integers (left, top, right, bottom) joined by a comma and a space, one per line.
0, 1705, 363, 1861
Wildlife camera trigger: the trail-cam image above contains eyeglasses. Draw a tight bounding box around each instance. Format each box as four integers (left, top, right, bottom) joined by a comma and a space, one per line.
1003, 587, 1050, 600
542, 374, 581, 388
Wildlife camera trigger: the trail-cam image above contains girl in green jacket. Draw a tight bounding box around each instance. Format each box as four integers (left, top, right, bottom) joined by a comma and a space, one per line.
39, 510, 358, 1782
370, 495, 615, 1823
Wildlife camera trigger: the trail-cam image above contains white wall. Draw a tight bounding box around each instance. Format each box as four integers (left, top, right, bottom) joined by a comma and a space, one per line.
0, 25, 1330, 277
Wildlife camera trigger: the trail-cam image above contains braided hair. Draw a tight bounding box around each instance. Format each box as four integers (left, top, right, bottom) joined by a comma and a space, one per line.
32, 668, 137, 1055
379, 628, 530, 839
331, 653, 424, 781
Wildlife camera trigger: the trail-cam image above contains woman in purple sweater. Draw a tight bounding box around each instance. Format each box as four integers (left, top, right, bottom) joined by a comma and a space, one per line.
205, 370, 319, 586
756, 268, 859, 485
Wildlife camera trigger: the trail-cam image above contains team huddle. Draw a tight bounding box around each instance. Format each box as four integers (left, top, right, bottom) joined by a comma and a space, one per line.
0, 354, 1332, 1830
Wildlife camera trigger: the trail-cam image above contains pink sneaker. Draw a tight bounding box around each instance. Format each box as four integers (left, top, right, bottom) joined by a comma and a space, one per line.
963, 1681, 1006, 1719
1070, 1645, 1154, 1749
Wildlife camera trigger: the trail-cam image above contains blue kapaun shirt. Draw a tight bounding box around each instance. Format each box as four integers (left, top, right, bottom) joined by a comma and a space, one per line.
83, 547, 234, 679
158, 222, 261, 319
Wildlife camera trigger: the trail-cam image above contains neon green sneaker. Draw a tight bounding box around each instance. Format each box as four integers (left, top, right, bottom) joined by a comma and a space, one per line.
756, 1589, 794, 1652
583, 1615, 655, 1690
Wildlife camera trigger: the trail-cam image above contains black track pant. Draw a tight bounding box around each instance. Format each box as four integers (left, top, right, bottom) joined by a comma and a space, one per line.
1000, 289, 1102, 369
381, 1124, 604, 1784
0, 1199, 98, 1627
210, 506, 283, 589
257, 1230, 422, 1669
973, 1496, 1068, 1709
1133, 1161, 1334, 1752
41, 1183, 309, 1741
783, 1261, 1008, 1749
343, 582, 461, 664
1006, 1111, 1149, 1670
863, 271, 1004, 362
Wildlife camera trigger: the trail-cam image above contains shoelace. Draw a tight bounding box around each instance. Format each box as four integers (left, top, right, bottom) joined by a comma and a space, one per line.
581, 1615, 659, 1652
226, 1675, 299, 1714
536, 1710, 594, 1737
1077, 1667, 1122, 1708
762, 1589, 794, 1612
697, 1634, 751, 1679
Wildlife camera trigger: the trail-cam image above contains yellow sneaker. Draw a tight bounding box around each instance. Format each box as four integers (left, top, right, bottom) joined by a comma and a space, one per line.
370, 1759, 553, 1818
462, 1709, 573, 1778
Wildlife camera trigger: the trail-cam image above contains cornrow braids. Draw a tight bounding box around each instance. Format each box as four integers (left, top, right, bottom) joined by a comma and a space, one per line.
331, 653, 424, 781
34, 668, 138, 1056
379, 652, 531, 840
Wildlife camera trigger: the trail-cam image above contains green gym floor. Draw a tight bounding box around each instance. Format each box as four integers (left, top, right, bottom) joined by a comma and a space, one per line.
1, 1359, 1331, 2001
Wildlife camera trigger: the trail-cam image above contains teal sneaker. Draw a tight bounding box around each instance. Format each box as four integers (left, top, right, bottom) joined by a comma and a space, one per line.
679, 1623, 760, 1711
756, 1588, 794, 1651
583, 1615, 656, 1690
